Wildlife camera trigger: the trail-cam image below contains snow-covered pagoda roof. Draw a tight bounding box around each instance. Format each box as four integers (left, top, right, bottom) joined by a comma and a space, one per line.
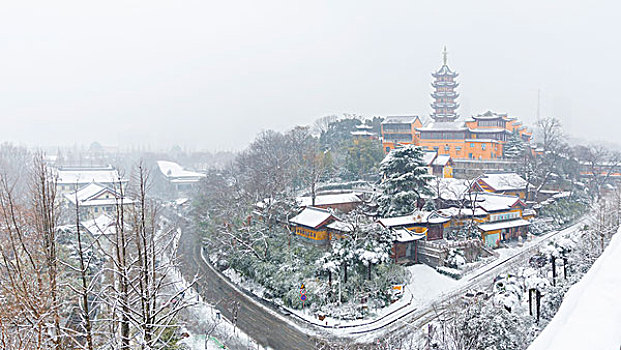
54, 165, 125, 185
432, 64, 458, 78
289, 207, 336, 229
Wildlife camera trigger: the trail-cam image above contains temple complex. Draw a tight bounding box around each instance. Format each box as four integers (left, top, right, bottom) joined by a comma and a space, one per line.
381, 48, 532, 160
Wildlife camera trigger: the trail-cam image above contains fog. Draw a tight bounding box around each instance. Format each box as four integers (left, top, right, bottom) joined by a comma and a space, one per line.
1, 1, 619, 151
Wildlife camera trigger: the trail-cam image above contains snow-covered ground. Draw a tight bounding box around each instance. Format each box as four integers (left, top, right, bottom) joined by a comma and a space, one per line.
284, 224, 582, 333
527, 226, 621, 350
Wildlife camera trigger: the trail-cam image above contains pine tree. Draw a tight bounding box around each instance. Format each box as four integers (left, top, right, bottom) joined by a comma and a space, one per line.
377, 145, 432, 217
504, 132, 526, 159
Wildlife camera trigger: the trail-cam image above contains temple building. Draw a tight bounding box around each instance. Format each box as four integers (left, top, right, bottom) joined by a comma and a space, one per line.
381, 48, 532, 160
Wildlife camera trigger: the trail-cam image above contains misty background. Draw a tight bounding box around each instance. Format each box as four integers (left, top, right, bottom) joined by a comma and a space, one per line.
0, 0, 619, 152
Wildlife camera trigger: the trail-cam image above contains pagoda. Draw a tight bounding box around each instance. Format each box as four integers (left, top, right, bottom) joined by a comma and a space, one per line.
430, 47, 459, 122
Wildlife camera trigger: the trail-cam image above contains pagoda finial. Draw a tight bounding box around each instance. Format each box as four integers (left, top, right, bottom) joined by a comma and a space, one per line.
442, 46, 448, 66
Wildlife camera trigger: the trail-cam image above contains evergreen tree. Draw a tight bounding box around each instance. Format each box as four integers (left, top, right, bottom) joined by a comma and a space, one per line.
422, 198, 436, 211
345, 138, 385, 179
504, 132, 526, 159
377, 145, 432, 217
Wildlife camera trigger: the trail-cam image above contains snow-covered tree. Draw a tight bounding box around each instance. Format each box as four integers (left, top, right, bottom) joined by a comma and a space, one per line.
377, 145, 432, 217
504, 131, 526, 159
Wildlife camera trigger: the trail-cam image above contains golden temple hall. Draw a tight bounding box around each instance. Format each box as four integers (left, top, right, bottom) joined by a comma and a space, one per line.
381, 48, 532, 160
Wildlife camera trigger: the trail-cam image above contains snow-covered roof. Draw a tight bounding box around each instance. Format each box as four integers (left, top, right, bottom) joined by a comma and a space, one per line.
355, 124, 373, 130
378, 211, 450, 228
472, 111, 508, 120
417, 120, 467, 131
527, 227, 621, 350
157, 161, 206, 181
81, 214, 116, 236
477, 218, 530, 232
522, 209, 537, 217
477, 173, 529, 191
468, 128, 511, 133
422, 151, 438, 166
64, 182, 133, 207
289, 207, 335, 229
437, 207, 487, 218
55, 166, 125, 185
326, 221, 353, 232
297, 193, 362, 207
351, 130, 375, 136
382, 116, 419, 124
432, 154, 451, 166
475, 193, 524, 212
393, 228, 426, 242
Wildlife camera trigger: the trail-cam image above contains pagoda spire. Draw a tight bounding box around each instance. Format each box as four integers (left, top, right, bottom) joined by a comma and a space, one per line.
443, 46, 448, 65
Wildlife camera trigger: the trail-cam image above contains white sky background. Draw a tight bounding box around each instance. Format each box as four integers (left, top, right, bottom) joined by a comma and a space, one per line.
0, 1, 618, 152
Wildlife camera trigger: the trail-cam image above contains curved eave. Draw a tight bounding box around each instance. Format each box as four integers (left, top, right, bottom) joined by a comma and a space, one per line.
431, 82, 459, 88
431, 92, 460, 99
431, 103, 460, 109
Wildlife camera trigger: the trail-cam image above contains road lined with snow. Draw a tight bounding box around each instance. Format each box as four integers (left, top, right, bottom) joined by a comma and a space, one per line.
175, 201, 589, 348
174, 211, 333, 350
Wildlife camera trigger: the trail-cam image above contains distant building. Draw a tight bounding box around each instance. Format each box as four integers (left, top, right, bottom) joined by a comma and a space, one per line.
156, 160, 206, 194
64, 182, 134, 219
350, 124, 377, 140
54, 165, 126, 194
381, 116, 423, 153
380, 48, 532, 161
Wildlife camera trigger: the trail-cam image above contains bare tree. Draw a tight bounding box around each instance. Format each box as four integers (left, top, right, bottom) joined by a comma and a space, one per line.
31, 154, 63, 349
574, 144, 621, 200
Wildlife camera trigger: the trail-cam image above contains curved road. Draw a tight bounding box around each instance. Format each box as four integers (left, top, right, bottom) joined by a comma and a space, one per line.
177, 222, 337, 350
175, 204, 588, 349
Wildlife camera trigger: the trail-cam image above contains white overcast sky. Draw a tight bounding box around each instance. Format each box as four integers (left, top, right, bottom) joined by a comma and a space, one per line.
0, 1, 619, 151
